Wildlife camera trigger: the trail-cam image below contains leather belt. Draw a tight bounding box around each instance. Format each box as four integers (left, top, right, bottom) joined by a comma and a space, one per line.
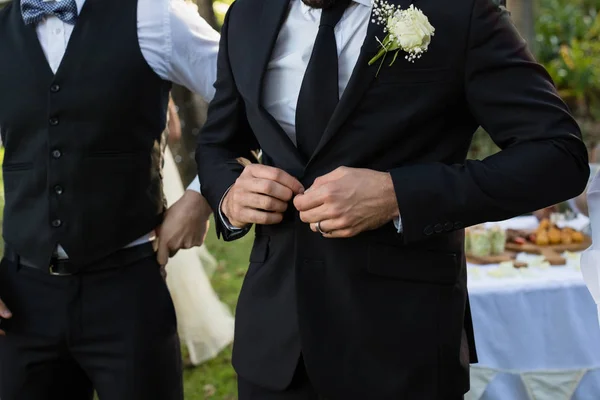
4, 242, 156, 276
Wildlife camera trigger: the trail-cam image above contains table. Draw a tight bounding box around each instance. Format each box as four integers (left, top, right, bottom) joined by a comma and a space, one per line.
465, 217, 600, 400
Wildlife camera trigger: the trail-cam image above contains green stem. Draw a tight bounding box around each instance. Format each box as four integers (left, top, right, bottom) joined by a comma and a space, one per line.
389, 50, 400, 66
376, 52, 387, 77
368, 47, 388, 66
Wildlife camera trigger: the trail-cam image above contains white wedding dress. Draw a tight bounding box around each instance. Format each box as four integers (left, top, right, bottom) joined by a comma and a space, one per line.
162, 147, 234, 365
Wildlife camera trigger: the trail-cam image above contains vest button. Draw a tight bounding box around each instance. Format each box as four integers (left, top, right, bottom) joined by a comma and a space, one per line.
49, 117, 59, 126
54, 185, 63, 195
52, 149, 62, 159
50, 84, 60, 93
51, 219, 62, 228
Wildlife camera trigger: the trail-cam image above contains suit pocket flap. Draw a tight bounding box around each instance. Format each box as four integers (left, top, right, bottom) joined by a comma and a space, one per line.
367, 243, 459, 285
375, 67, 453, 84
249, 235, 270, 263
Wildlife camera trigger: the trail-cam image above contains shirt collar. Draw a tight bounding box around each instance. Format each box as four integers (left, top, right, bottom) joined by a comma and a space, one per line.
75, 0, 85, 14
353, 0, 373, 7
28, 0, 85, 14
300, 0, 373, 15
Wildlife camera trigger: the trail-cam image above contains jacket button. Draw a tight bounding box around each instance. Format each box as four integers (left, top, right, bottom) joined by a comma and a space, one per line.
49, 117, 59, 126
424, 225, 434, 236
50, 84, 60, 93
444, 222, 453, 231
454, 221, 464, 229
52, 149, 62, 159
51, 219, 62, 228
434, 224, 443, 233
54, 185, 63, 195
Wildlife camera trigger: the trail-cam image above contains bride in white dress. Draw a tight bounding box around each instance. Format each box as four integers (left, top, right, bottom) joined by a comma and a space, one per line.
162, 101, 234, 366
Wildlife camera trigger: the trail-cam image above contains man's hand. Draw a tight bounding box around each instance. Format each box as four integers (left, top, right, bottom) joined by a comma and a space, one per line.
156, 190, 212, 266
222, 164, 305, 228
294, 167, 400, 238
0, 298, 12, 336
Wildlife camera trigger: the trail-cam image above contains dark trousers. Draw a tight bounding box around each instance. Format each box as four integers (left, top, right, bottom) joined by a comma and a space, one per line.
0, 255, 183, 400
238, 357, 466, 400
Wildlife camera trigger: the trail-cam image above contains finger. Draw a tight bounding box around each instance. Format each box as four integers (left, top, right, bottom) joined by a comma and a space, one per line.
294, 186, 328, 212
247, 165, 304, 194
244, 193, 289, 213
241, 178, 294, 202
299, 205, 337, 224
156, 239, 170, 266
309, 167, 347, 189
322, 228, 357, 239
0, 330, 5, 336
310, 218, 351, 234
239, 208, 284, 225
0, 298, 11, 319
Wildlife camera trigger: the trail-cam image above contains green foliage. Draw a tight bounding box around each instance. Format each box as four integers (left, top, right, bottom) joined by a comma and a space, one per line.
535, 0, 600, 121
471, 0, 600, 159
213, 0, 234, 26
184, 228, 251, 400
467, 128, 500, 160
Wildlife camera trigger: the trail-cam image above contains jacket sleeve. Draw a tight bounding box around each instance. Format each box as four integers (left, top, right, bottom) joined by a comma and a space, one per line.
389, 0, 589, 244
196, 3, 258, 241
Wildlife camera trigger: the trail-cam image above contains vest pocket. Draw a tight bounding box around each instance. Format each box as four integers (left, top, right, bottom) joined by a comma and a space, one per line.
2, 162, 33, 172
87, 150, 144, 159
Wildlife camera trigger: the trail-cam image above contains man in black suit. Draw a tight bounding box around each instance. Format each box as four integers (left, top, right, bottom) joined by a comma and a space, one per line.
196, 0, 589, 398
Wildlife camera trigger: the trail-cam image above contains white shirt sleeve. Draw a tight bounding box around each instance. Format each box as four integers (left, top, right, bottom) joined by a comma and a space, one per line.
137, 0, 220, 102
393, 216, 403, 233
138, 0, 220, 194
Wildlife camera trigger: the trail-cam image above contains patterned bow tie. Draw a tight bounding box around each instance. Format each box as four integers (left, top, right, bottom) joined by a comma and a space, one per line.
21, 0, 78, 25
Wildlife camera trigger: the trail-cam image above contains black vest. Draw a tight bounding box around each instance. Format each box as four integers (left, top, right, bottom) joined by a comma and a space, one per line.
0, 0, 172, 267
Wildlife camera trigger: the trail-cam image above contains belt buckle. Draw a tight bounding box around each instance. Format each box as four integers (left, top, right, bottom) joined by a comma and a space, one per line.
49, 259, 71, 276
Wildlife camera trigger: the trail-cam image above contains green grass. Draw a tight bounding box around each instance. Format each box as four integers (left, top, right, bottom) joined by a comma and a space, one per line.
183, 225, 252, 400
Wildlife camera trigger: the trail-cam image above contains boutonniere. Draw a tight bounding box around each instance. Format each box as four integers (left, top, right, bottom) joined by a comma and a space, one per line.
236, 150, 263, 167
368, 1, 435, 74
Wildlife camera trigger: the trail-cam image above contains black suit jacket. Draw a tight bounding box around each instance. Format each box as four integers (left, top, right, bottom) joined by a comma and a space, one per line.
197, 0, 589, 398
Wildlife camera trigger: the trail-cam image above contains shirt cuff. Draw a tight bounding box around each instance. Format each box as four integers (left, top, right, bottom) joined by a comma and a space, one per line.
393, 216, 403, 233
219, 186, 245, 232
186, 176, 201, 193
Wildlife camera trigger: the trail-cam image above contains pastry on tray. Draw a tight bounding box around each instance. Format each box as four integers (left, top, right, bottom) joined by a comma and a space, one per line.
507, 218, 586, 246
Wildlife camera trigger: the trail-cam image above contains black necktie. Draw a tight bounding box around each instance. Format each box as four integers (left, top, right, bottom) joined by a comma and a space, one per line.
295, 0, 351, 159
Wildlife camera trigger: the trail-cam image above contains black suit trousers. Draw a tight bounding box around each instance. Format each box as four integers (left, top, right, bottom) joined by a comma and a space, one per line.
0, 255, 182, 400
238, 356, 466, 400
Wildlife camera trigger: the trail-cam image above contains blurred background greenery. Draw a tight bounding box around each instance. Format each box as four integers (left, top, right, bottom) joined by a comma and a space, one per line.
0, 0, 598, 398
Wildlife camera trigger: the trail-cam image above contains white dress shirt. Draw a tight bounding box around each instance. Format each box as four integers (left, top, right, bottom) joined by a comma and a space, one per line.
30, 0, 219, 255
222, 0, 402, 232
263, 0, 371, 145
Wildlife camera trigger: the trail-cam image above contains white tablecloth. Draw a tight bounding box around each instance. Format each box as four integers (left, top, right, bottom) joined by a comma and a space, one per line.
466, 217, 600, 400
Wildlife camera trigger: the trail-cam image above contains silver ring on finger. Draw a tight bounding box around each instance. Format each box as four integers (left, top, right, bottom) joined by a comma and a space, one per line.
316, 221, 329, 235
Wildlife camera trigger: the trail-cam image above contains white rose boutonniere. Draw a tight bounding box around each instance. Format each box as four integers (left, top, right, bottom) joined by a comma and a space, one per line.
368, 1, 435, 73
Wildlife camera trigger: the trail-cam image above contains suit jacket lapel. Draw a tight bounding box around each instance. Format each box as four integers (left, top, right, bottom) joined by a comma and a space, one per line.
307, 0, 414, 165
249, 0, 306, 170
